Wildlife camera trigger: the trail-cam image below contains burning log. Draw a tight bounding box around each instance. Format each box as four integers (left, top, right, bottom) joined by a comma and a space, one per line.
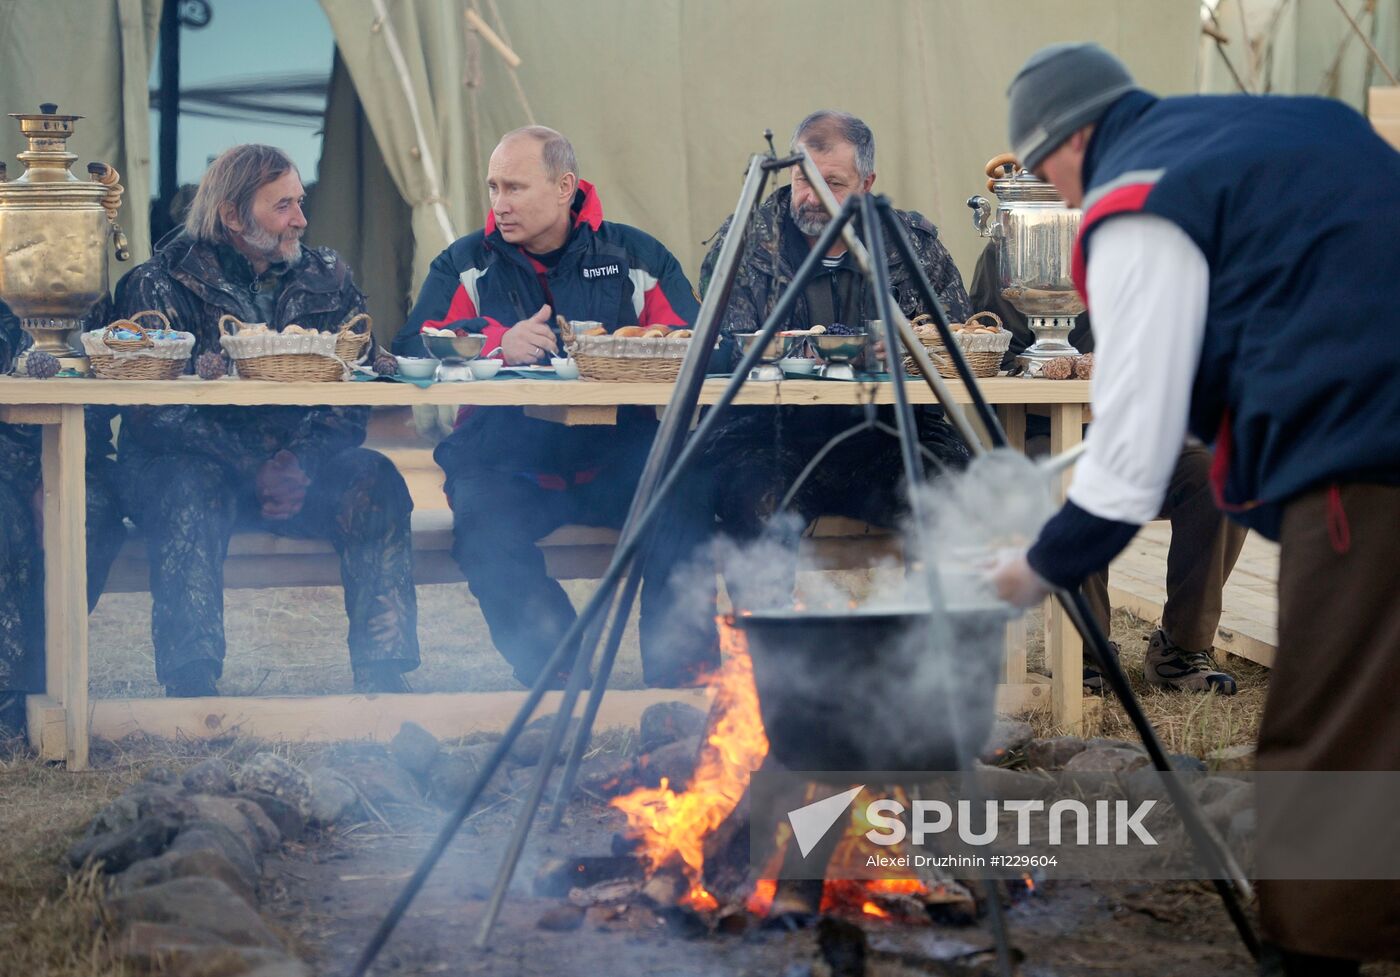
534, 855, 643, 898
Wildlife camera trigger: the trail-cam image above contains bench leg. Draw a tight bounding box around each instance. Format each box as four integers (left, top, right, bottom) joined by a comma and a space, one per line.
1046, 403, 1084, 733
36, 407, 88, 769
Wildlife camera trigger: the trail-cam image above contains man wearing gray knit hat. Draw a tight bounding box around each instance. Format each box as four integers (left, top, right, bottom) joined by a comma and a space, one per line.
991, 41, 1400, 977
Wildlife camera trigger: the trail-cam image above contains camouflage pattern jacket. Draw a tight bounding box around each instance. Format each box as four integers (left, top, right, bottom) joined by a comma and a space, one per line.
697, 184, 972, 359
0, 300, 117, 490
114, 234, 371, 482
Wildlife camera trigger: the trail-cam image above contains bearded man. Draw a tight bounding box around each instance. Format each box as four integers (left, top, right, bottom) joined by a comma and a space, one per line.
114, 144, 419, 697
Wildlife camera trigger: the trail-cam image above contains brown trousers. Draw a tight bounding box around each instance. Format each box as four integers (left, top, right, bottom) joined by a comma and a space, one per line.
1256, 483, 1400, 960
1082, 444, 1248, 651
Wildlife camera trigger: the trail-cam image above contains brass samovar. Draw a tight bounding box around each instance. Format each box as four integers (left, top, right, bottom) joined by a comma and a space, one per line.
0, 104, 130, 374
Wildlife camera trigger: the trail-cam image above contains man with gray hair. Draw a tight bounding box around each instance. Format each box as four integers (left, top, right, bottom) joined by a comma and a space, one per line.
115, 143, 420, 697
672, 110, 972, 672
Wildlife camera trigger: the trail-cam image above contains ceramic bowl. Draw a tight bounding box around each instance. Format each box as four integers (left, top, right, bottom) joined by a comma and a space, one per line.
468, 358, 502, 379
778, 357, 818, 375
550, 357, 581, 380
394, 356, 438, 380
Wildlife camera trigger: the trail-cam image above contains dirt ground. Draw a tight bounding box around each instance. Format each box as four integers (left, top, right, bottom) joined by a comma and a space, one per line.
0, 571, 1348, 977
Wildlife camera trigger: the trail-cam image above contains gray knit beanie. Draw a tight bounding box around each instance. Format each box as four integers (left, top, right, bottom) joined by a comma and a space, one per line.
1007, 43, 1136, 172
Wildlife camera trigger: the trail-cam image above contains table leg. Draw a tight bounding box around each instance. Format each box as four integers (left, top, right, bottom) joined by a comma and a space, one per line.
997, 405, 1028, 686
1046, 403, 1083, 733
40, 406, 88, 769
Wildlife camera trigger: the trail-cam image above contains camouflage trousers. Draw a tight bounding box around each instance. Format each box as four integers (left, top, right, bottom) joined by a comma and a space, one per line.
122, 447, 419, 685
0, 461, 126, 693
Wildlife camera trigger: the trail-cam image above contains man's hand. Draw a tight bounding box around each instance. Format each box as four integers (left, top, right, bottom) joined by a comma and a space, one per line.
987, 548, 1052, 608
256, 449, 310, 521
499, 304, 558, 365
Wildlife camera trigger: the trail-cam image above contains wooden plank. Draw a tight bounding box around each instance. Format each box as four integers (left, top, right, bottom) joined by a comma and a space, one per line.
0, 404, 61, 424
42, 406, 89, 770
1046, 403, 1084, 733
523, 404, 618, 426
89, 689, 714, 743
997, 405, 1029, 685
25, 694, 66, 761
0, 375, 1090, 409
85, 682, 1068, 744
1371, 87, 1400, 151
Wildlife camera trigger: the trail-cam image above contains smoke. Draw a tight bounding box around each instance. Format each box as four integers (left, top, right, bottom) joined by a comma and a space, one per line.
648, 447, 1058, 773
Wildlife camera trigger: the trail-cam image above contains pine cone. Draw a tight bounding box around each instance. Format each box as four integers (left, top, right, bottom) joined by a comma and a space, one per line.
1074, 352, 1094, 380
196, 350, 227, 380
25, 351, 60, 379
373, 352, 399, 376
1042, 356, 1075, 380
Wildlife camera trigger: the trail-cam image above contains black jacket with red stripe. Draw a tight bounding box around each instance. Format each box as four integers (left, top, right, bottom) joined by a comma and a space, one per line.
394, 180, 696, 359
404, 181, 700, 480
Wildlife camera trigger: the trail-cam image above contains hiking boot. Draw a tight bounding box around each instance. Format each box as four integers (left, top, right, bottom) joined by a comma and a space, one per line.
1082, 641, 1120, 694
1144, 629, 1237, 694
352, 663, 412, 694
165, 660, 219, 698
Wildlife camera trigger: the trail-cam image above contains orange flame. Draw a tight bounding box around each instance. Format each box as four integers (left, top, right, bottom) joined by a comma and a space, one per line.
611, 618, 769, 901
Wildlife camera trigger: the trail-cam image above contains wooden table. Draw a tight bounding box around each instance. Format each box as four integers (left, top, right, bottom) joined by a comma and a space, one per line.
0, 375, 1090, 768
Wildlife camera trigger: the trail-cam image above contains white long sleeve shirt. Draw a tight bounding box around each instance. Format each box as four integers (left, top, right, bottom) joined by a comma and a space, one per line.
1067, 214, 1211, 524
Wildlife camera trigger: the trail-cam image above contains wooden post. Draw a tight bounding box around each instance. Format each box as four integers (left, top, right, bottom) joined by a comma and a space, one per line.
41, 407, 88, 769
1046, 403, 1083, 733
997, 405, 1029, 686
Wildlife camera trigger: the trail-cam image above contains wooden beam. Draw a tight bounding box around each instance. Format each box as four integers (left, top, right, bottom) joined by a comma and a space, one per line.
524, 404, 618, 426
1372, 87, 1400, 151
0, 404, 61, 424
86, 682, 1066, 744
42, 406, 89, 769
25, 694, 66, 761
1046, 403, 1084, 734
997, 405, 1029, 686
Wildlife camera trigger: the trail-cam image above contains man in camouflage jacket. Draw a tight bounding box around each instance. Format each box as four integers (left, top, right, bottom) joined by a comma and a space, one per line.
0, 300, 126, 738
663, 112, 974, 667
114, 144, 418, 698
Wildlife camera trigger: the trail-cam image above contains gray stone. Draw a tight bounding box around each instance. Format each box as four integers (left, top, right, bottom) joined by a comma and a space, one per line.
307, 768, 362, 826
1227, 807, 1256, 848
424, 746, 512, 809
639, 701, 708, 753
142, 764, 180, 786
1206, 744, 1255, 772
389, 721, 440, 777
1167, 753, 1208, 774
87, 785, 195, 837
636, 735, 701, 790
576, 752, 638, 799
115, 846, 257, 905
106, 877, 282, 949
67, 814, 179, 873
1203, 783, 1254, 832
233, 755, 312, 818
1085, 737, 1145, 753
1025, 735, 1089, 770
1063, 747, 1151, 774
536, 904, 586, 931
972, 764, 1060, 800
509, 720, 580, 767
169, 820, 260, 889
1194, 775, 1249, 807
186, 794, 273, 855
977, 720, 1035, 765
335, 754, 422, 809
118, 921, 289, 977
243, 792, 305, 842
182, 758, 237, 795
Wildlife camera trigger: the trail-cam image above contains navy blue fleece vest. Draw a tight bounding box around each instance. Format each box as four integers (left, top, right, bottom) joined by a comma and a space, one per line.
1072, 91, 1400, 538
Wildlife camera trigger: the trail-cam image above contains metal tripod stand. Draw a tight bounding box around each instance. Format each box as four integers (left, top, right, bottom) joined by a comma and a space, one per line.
348, 144, 1258, 977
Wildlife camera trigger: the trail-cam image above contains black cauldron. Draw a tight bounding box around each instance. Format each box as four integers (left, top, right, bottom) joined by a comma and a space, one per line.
734, 606, 1008, 775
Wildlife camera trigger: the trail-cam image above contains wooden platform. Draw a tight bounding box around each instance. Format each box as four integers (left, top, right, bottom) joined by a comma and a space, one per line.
1107, 523, 1278, 667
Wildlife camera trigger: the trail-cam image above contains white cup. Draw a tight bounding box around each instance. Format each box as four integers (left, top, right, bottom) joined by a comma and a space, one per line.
551, 357, 581, 380
468, 359, 502, 379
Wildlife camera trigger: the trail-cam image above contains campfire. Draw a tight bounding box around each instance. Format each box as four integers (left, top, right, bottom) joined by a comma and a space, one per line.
609, 617, 975, 926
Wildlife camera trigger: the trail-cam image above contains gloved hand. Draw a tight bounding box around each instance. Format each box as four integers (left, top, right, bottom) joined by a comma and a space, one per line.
987, 547, 1052, 607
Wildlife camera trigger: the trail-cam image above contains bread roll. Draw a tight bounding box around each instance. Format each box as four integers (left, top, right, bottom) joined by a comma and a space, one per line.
666, 329, 692, 340
613, 326, 646, 338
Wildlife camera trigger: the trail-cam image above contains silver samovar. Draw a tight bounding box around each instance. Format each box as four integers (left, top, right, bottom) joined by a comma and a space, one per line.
0, 104, 130, 374
967, 155, 1083, 377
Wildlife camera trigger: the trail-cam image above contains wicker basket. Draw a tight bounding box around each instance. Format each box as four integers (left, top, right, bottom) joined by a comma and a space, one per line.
82, 311, 194, 380
903, 311, 1011, 379
562, 320, 691, 382
219, 314, 348, 382
334, 312, 373, 365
